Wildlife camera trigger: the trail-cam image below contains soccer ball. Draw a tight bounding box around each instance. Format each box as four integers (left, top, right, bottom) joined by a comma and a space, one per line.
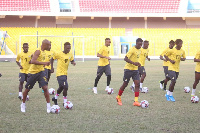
191, 96, 199, 103
184, 87, 190, 93
140, 100, 149, 108
50, 105, 60, 114
107, 88, 114, 94
22, 95, 29, 101
48, 88, 55, 95
64, 101, 73, 109
141, 87, 149, 93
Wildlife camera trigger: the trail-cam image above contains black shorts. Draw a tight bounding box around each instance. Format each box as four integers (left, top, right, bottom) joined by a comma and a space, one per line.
138, 66, 146, 75
163, 66, 169, 78
19, 73, 28, 82
44, 68, 51, 80
25, 71, 48, 89
97, 65, 111, 77
123, 69, 140, 83
57, 75, 68, 88
195, 71, 200, 74
168, 70, 179, 82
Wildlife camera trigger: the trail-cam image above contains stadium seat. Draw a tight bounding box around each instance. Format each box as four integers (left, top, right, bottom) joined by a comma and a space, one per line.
0, 0, 51, 12
79, 0, 181, 13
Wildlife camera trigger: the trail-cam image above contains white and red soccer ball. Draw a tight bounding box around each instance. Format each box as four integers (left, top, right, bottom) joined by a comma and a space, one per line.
191, 96, 199, 103
141, 87, 149, 93
64, 101, 73, 109
107, 88, 114, 95
140, 100, 149, 108
50, 105, 60, 114
184, 87, 190, 93
49, 88, 55, 95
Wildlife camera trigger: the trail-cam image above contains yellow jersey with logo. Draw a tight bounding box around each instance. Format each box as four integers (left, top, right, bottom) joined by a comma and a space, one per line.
44, 50, 54, 70
139, 48, 149, 66
97, 45, 109, 66
29, 48, 46, 74
195, 51, 200, 72
124, 47, 141, 70
53, 51, 74, 77
161, 47, 171, 66
165, 48, 186, 72
16, 51, 32, 74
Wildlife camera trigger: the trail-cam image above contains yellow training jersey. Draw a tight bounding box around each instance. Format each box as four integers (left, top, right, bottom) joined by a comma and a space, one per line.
16, 51, 32, 74
124, 46, 141, 70
97, 45, 109, 66
165, 48, 186, 72
139, 48, 149, 66
160, 47, 171, 66
195, 51, 200, 72
53, 51, 74, 77
29, 48, 46, 74
44, 50, 54, 70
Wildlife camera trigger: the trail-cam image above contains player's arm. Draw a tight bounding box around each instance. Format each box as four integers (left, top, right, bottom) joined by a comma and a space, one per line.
70, 54, 76, 66
97, 53, 111, 60
31, 50, 50, 66
71, 60, 76, 66
146, 56, 150, 61
194, 58, 200, 62
160, 55, 167, 61
124, 56, 141, 67
194, 52, 200, 62
16, 54, 23, 69
16, 61, 23, 69
50, 57, 54, 73
181, 58, 186, 61
160, 50, 167, 61
29, 54, 33, 64
164, 55, 175, 64
181, 51, 186, 61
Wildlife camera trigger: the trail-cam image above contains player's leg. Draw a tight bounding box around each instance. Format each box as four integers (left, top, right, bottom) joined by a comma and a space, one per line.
105, 65, 111, 92
52, 76, 65, 105
192, 72, 200, 96
18, 73, 25, 100
62, 76, 68, 106
133, 70, 141, 106
21, 74, 37, 112
140, 67, 146, 90
160, 66, 168, 89
166, 71, 177, 102
48, 69, 51, 82
39, 71, 51, 113
116, 69, 131, 106
93, 66, 104, 94
130, 67, 142, 92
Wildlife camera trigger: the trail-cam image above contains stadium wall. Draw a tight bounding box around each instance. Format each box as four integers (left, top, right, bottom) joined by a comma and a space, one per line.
0, 16, 191, 29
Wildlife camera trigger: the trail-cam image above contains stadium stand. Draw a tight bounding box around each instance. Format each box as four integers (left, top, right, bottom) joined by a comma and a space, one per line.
1, 27, 200, 57
133, 28, 200, 56
0, 0, 51, 12
0, 27, 125, 56
79, 0, 181, 13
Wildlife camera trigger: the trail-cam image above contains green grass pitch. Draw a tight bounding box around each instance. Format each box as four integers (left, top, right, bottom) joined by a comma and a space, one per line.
0, 60, 200, 133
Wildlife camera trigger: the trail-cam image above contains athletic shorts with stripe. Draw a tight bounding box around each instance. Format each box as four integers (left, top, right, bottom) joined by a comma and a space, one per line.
25, 71, 48, 89
57, 75, 68, 89
138, 66, 146, 76
168, 70, 179, 82
19, 73, 28, 82
97, 64, 111, 77
123, 69, 140, 83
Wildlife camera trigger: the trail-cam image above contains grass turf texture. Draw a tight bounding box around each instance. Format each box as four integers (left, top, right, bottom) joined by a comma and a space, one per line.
0, 60, 200, 133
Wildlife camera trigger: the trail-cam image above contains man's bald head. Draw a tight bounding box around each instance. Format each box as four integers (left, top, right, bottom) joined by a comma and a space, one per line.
41, 39, 51, 51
